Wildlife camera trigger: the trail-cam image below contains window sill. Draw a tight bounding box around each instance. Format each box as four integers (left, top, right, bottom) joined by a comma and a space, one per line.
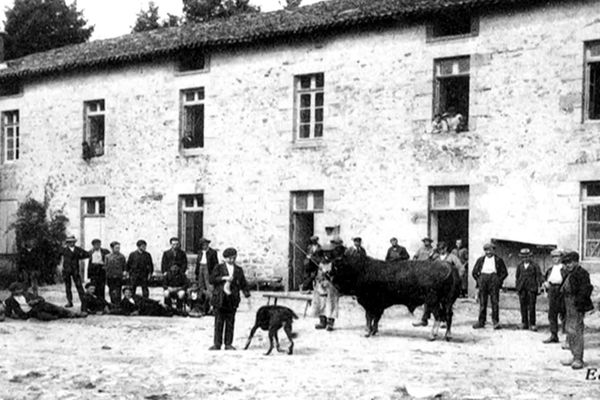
292, 139, 325, 149
174, 68, 210, 77
181, 148, 204, 157
426, 33, 478, 44
583, 119, 600, 125
0, 160, 19, 168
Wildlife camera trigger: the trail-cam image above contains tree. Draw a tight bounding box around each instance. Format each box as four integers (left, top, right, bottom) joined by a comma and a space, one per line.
10, 198, 69, 285
3, 0, 94, 60
182, 0, 260, 23
132, 2, 180, 33
282, 0, 302, 9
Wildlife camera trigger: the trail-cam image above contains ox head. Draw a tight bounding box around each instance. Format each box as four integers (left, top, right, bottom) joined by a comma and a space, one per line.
322, 245, 365, 295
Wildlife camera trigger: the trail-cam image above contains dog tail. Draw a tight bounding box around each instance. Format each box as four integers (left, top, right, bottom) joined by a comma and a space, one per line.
291, 310, 299, 320
291, 332, 298, 339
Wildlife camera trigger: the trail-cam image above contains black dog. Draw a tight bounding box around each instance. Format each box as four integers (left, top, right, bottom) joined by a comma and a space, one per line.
244, 305, 298, 355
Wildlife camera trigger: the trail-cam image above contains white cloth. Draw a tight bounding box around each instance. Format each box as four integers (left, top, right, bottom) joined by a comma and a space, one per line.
199, 250, 207, 265
481, 256, 496, 274
15, 295, 31, 313
523, 262, 530, 270
548, 264, 564, 284
91, 250, 104, 264
224, 263, 234, 295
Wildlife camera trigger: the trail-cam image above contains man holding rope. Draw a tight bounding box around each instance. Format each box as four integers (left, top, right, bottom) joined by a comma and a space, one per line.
311, 237, 343, 332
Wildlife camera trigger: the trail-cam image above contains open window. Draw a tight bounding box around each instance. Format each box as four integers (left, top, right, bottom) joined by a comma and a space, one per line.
83, 100, 105, 159
427, 12, 478, 40
177, 50, 209, 73
433, 57, 470, 133
179, 194, 204, 253
584, 41, 600, 121
180, 88, 205, 151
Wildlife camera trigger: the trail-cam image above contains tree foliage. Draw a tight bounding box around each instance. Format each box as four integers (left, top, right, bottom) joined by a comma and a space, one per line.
3, 0, 94, 60
11, 198, 69, 284
132, 1, 180, 33
282, 0, 302, 10
182, 0, 260, 23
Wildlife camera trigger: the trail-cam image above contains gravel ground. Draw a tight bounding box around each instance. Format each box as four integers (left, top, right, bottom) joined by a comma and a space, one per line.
0, 285, 599, 400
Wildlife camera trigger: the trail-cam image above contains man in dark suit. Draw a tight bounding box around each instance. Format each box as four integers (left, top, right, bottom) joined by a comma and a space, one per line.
118, 286, 173, 317
385, 237, 410, 262
472, 243, 508, 329
560, 251, 594, 370
4, 282, 85, 320
208, 247, 250, 350
81, 282, 111, 314
345, 237, 367, 257
160, 237, 188, 275
515, 248, 543, 331
87, 239, 110, 301
18, 239, 43, 296
61, 235, 90, 308
126, 240, 154, 298
163, 264, 189, 315
195, 238, 219, 314
542, 249, 567, 343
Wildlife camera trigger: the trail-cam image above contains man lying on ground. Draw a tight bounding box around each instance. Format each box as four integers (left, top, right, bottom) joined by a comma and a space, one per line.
4, 282, 86, 321
118, 286, 173, 317
82, 282, 111, 315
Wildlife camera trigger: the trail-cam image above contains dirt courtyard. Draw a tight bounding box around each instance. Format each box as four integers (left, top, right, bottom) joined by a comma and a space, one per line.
1, 285, 599, 400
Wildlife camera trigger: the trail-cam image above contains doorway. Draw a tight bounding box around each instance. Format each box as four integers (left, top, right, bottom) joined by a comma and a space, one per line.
435, 210, 469, 250
81, 197, 106, 281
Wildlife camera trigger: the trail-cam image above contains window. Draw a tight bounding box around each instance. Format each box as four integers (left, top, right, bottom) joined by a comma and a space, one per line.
82, 197, 106, 216
292, 190, 324, 212
428, 12, 477, 39
584, 41, 600, 121
0, 80, 22, 97
434, 57, 470, 132
179, 194, 204, 253
178, 50, 208, 72
429, 186, 469, 210
0, 200, 17, 254
581, 182, 600, 259
83, 100, 105, 159
181, 88, 204, 149
1, 110, 19, 164
294, 73, 324, 140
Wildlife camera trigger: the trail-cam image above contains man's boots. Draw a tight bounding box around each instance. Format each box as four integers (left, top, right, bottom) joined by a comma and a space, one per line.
315, 315, 327, 329
326, 318, 335, 331
543, 334, 559, 344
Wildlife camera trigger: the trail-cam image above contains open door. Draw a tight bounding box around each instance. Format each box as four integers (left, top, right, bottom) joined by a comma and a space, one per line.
290, 213, 314, 290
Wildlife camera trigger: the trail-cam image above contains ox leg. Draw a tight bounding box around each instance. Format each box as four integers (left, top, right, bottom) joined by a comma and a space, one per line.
365, 310, 373, 337
429, 305, 442, 341
444, 304, 454, 341
371, 310, 383, 336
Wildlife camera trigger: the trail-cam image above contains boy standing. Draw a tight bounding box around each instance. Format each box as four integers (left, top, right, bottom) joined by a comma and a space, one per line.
105, 241, 127, 305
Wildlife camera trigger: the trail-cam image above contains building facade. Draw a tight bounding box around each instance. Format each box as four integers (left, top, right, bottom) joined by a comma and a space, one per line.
1, 0, 600, 292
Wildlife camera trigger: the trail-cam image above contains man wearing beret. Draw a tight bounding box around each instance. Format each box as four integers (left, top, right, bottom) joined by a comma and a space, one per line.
61, 235, 90, 308
126, 240, 154, 298
208, 247, 250, 350
515, 248, 543, 331
472, 243, 508, 329
560, 251, 594, 370
542, 249, 567, 344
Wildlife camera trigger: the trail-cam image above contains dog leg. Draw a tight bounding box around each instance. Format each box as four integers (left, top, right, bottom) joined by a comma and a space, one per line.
265, 329, 275, 356
275, 330, 285, 353
284, 322, 294, 355
244, 325, 259, 350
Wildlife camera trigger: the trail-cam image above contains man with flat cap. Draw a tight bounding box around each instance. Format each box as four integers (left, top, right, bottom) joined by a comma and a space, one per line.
414, 237, 438, 261
209, 247, 250, 350
345, 237, 367, 257
87, 239, 110, 301
515, 248, 543, 331
472, 242, 508, 329
385, 237, 410, 262
312, 239, 344, 331
542, 249, 567, 344
195, 238, 219, 314
60, 235, 90, 308
126, 240, 154, 298
301, 235, 321, 292
560, 251, 594, 370
161, 237, 188, 275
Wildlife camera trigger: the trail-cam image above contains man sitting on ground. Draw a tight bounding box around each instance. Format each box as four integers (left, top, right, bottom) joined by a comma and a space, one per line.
4, 282, 86, 321
82, 282, 111, 314
186, 282, 207, 318
163, 264, 189, 315
119, 286, 173, 317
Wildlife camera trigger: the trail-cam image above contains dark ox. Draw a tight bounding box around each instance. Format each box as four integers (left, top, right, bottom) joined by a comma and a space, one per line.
328, 247, 461, 340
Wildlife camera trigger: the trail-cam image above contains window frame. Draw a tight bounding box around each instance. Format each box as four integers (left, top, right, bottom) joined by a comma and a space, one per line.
580, 182, 600, 260
293, 73, 324, 141
179, 194, 204, 254
426, 13, 479, 42
291, 190, 325, 213
584, 40, 600, 122
176, 51, 210, 74
432, 56, 471, 132
180, 88, 205, 152
429, 186, 469, 211
1, 110, 19, 164
83, 99, 106, 158
82, 197, 106, 218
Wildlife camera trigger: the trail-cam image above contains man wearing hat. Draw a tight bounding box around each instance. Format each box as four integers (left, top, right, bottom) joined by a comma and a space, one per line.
301, 235, 321, 292
472, 243, 508, 329
195, 238, 219, 314
515, 248, 543, 331
208, 247, 250, 350
385, 237, 410, 262
125, 240, 154, 298
345, 237, 367, 257
160, 237, 188, 275
542, 249, 567, 343
312, 241, 343, 331
105, 241, 127, 305
61, 235, 90, 308
414, 237, 438, 261
87, 239, 110, 302
559, 251, 594, 370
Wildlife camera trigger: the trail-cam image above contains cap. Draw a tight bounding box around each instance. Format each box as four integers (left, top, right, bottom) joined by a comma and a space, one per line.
223, 247, 237, 258
353, 237, 362, 242
309, 235, 319, 241
562, 251, 580, 264
422, 237, 433, 243
199, 238, 211, 244
85, 282, 95, 289
550, 249, 564, 257
91, 238, 101, 245
65, 235, 77, 242
136, 239, 147, 247
8, 282, 24, 292
483, 243, 495, 250
330, 237, 344, 245
519, 248, 531, 257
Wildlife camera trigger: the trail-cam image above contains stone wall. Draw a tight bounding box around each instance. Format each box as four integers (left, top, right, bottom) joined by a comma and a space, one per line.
1, 0, 600, 294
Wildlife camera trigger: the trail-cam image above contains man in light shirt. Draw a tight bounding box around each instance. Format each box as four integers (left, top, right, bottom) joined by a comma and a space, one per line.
195, 238, 219, 315
542, 249, 567, 344
471, 243, 508, 329
87, 239, 110, 302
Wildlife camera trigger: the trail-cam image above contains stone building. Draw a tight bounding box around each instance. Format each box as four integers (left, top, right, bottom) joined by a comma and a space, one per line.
1, 0, 600, 293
